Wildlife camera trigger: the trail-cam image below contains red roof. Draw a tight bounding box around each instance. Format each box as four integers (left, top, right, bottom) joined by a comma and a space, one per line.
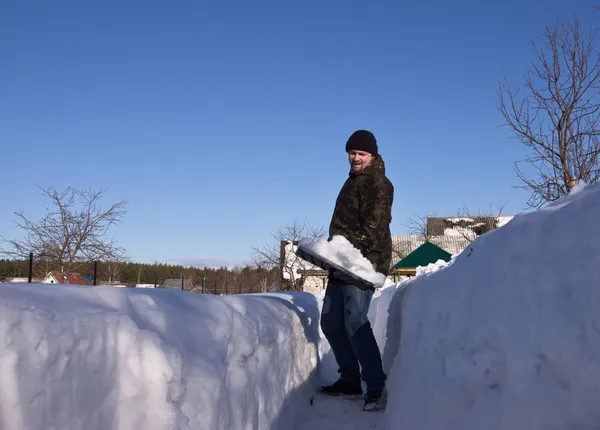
49, 272, 88, 285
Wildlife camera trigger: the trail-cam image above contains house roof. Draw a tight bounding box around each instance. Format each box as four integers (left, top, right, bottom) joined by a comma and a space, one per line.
429, 235, 471, 254
48, 272, 88, 285
393, 241, 452, 269
392, 235, 469, 258
427, 216, 513, 237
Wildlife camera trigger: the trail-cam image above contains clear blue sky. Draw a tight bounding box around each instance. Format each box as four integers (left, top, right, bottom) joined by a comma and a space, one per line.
1, 0, 597, 267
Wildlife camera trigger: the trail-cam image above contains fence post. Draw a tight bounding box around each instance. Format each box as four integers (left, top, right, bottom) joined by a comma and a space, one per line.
214, 281, 217, 295
28, 252, 33, 283
181, 274, 184, 291
154, 272, 157, 288
93, 261, 97, 286
201, 277, 204, 294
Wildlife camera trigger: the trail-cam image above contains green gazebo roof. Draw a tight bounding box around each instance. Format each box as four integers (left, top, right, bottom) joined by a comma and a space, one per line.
392, 241, 452, 269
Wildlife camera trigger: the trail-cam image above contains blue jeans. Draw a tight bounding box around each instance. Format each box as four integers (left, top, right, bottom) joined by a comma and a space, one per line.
320, 281, 386, 391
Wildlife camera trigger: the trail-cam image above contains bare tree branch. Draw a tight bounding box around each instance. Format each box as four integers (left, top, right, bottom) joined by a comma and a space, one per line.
0, 186, 129, 276
452, 203, 508, 242
403, 213, 436, 240
395, 212, 438, 261
498, 18, 600, 208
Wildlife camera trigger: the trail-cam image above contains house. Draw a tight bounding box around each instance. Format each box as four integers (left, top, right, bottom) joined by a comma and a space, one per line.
391, 234, 470, 261
391, 241, 452, 278
42, 272, 89, 285
296, 268, 329, 292
426, 215, 513, 238
278, 240, 325, 293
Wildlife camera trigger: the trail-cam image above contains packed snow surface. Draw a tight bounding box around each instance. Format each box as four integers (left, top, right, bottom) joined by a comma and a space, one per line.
385, 182, 600, 429
0, 285, 320, 430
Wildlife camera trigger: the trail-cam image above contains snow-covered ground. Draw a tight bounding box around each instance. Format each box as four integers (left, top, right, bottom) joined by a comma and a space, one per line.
385, 181, 600, 430
0, 285, 322, 430
1, 181, 600, 429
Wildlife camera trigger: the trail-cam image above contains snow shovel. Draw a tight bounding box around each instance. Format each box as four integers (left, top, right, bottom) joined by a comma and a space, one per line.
295, 243, 377, 290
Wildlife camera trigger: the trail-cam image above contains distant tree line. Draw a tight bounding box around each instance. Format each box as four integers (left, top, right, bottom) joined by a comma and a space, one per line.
0, 259, 278, 295
0, 186, 280, 294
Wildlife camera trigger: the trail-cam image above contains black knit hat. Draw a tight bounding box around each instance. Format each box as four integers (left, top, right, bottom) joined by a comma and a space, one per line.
345, 130, 378, 156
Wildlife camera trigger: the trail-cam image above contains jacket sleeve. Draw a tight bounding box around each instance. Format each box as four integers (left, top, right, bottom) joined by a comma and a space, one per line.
353, 176, 393, 264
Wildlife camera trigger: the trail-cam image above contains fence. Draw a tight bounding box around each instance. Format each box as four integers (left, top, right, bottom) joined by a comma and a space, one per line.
0, 252, 277, 295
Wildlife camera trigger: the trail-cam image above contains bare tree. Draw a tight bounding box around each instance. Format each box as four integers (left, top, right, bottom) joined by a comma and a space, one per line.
136, 265, 143, 285
447, 203, 508, 243
498, 18, 600, 208
404, 212, 437, 240
0, 186, 129, 276
104, 262, 121, 284
252, 219, 325, 291
393, 212, 438, 262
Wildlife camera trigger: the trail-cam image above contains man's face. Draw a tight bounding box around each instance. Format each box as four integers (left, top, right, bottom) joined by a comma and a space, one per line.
348, 150, 373, 174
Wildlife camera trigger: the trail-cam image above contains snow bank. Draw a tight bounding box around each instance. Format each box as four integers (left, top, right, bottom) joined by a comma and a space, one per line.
0, 284, 320, 430
385, 182, 600, 430
415, 258, 452, 276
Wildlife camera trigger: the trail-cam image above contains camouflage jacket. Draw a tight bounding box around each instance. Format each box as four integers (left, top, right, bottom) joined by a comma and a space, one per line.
328, 155, 394, 278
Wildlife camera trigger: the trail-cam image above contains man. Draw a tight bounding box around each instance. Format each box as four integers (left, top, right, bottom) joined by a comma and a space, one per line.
319, 129, 394, 412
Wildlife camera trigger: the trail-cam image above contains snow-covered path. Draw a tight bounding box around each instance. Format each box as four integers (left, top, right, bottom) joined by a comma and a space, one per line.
4, 183, 600, 429
296, 394, 384, 429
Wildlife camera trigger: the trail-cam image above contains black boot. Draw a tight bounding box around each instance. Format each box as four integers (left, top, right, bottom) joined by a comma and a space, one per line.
362, 387, 387, 411
319, 378, 362, 396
